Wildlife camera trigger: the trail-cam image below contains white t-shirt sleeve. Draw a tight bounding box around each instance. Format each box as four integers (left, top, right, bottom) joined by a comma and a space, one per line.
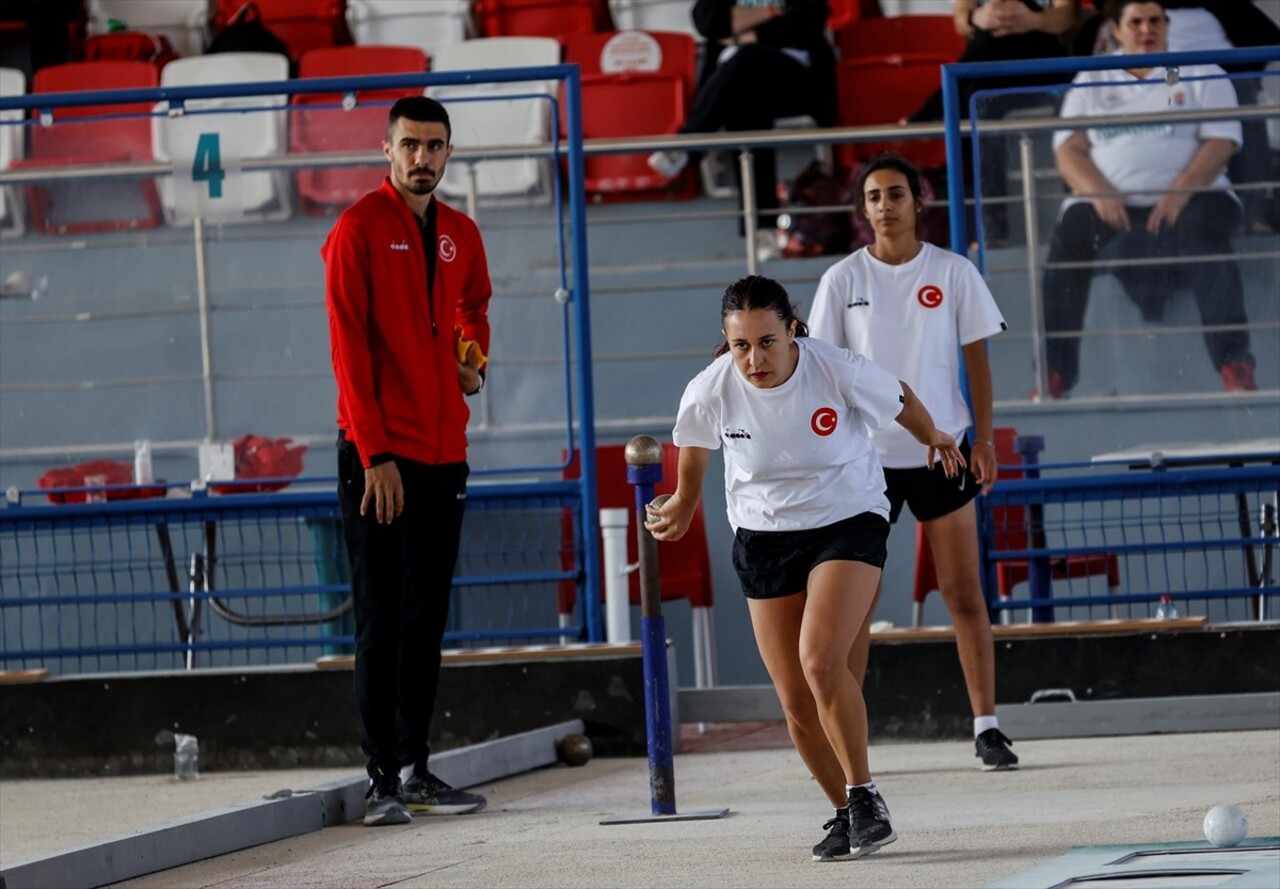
955, 259, 1007, 346
1052, 72, 1090, 151
841, 350, 904, 433
672, 377, 721, 450
807, 267, 849, 350
1195, 73, 1242, 147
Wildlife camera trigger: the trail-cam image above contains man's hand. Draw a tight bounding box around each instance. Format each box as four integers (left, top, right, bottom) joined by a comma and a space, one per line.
1090, 193, 1131, 231
456, 328, 485, 396
1146, 191, 1190, 233
730, 4, 777, 40
361, 461, 404, 524
986, 0, 1038, 37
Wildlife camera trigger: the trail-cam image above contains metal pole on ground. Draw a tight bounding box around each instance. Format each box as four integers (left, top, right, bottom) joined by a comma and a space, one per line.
599, 435, 728, 825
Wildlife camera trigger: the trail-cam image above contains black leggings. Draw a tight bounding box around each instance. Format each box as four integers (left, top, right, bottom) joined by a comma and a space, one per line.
1042, 191, 1252, 388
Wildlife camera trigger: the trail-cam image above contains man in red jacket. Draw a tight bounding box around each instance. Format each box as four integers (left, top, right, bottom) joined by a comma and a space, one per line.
323, 96, 492, 827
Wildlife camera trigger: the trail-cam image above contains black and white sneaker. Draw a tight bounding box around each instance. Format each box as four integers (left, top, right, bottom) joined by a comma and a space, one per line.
846, 786, 896, 859
975, 728, 1019, 771
363, 774, 411, 826
812, 808, 852, 861
402, 772, 487, 815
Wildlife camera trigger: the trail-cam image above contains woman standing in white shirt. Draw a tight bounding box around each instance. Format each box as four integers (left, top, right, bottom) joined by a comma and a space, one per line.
808, 152, 1020, 771
646, 274, 963, 862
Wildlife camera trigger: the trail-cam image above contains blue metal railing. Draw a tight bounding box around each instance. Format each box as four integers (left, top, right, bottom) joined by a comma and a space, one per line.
976, 459, 1280, 624
0, 483, 584, 673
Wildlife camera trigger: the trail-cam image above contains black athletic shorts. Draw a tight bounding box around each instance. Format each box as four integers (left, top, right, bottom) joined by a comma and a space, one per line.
731, 511, 890, 600
884, 437, 978, 524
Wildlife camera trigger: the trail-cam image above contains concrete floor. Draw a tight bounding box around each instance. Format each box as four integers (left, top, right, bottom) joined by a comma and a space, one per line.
3, 724, 1277, 889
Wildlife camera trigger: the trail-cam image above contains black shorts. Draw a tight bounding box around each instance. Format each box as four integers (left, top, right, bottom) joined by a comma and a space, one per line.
884, 437, 978, 524
731, 512, 890, 600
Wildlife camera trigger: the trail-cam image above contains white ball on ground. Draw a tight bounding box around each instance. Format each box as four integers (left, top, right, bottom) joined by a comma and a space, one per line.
1204, 804, 1248, 847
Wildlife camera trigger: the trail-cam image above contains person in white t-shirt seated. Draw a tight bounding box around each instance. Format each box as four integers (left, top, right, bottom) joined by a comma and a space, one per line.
645, 274, 963, 862
1041, 0, 1257, 398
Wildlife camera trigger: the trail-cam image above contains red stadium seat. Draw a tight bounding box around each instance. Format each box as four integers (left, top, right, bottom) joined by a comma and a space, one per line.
474, 0, 599, 47
563, 30, 698, 200
290, 44, 427, 214
911, 428, 1122, 626
558, 442, 717, 685
18, 60, 162, 234
213, 0, 352, 66
835, 13, 965, 61
835, 51, 953, 172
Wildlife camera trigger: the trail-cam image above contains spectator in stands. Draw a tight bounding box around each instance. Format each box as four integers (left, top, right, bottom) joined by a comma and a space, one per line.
647, 273, 963, 861
1074, 0, 1280, 232
647, 0, 837, 261
1042, 0, 1256, 398
908, 1, 1082, 244
808, 152, 1019, 774
324, 96, 492, 827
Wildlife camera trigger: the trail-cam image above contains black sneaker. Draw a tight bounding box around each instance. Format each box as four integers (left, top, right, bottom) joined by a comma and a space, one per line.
975, 728, 1019, 771
811, 808, 852, 861
402, 771, 487, 815
846, 786, 896, 859
363, 774, 411, 826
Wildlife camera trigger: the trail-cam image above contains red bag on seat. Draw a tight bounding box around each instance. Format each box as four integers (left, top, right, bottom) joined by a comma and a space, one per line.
211, 434, 308, 494
37, 459, 165, 503
84, 31, 180, 72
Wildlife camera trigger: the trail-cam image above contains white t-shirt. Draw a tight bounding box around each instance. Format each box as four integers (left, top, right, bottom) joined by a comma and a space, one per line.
808, 243, 1007, 469
1052, 61, 1242, 208
672, 337, 904, 533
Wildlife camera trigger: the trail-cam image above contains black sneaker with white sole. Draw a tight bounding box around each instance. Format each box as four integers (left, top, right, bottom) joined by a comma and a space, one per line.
846, 786, 896, 858
363, 774, 411, 826
975, 728, 1019, 771
402, 771, 487, 815
812, 808, 852, 861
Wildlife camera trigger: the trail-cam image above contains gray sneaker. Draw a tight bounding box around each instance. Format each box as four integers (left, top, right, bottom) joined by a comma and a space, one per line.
402, 772, 486, 816
363, 775, 411, 826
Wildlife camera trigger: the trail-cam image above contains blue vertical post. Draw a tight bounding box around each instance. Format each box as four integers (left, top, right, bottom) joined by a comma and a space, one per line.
563, 65, 603, 642
624, 434, 676, 816
1018, 436, 1052, 623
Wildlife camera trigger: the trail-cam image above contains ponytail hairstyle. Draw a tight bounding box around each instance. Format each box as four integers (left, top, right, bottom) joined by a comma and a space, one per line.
713, 274, 809, 358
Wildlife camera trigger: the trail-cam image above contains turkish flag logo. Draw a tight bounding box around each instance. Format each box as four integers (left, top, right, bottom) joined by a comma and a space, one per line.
811, 407, 837, 437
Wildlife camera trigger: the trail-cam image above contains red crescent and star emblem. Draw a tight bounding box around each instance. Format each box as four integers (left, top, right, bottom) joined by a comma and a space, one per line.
811, 407, 837, 437
438, 235, 457, 262
917, 285, 943, 308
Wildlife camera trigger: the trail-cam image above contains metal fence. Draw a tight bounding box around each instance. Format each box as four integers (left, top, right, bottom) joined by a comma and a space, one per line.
979, 451, 1279, 624
0, 482, 581, 675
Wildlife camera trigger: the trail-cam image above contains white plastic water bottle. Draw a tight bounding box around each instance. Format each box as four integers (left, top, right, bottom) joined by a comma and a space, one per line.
1155, 595, 1179, 620
173, 733, 199, 780
134, 439, 154, 485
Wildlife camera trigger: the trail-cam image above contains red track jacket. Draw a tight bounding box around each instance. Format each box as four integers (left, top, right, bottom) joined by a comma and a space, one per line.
323, 179, 492, 468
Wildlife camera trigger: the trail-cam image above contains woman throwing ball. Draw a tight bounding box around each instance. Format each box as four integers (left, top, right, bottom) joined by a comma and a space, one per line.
646, 274, 963, 862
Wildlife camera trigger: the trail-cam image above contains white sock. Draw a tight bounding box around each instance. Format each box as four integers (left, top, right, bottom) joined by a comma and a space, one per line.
974, 715, 999, 737
847, 780, 877, 795
399, 764, 414, 783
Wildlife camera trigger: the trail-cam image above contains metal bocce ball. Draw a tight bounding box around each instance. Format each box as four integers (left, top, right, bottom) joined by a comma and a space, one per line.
624, 435, 663, 467
556, 733, 593, 767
